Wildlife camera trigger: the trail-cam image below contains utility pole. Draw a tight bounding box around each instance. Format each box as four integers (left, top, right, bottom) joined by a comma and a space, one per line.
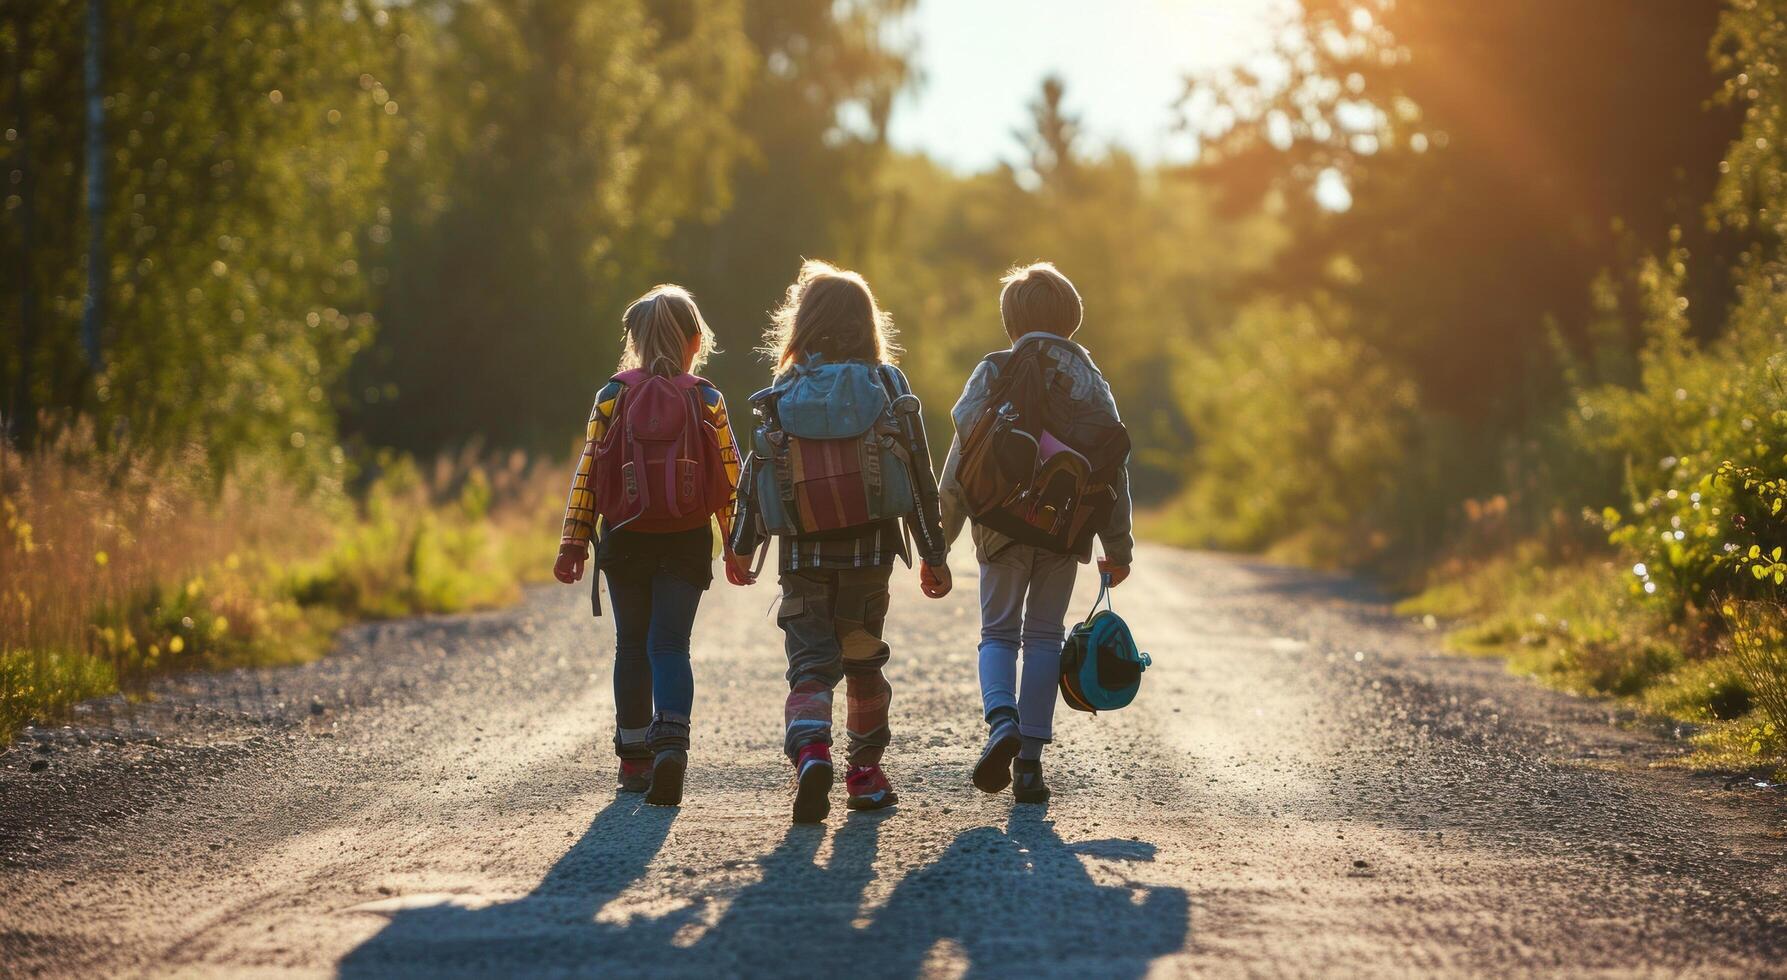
80, 0, 104, 374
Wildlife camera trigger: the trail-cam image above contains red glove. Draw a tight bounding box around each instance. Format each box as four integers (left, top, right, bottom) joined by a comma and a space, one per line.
554, 542, 588, 584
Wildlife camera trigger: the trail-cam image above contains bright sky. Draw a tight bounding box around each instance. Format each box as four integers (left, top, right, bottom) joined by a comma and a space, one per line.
887, 0, 1292, 173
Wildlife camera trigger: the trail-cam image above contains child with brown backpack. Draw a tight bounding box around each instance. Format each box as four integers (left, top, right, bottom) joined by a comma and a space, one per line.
554, 284, 755, 807
930, 262, 1134, 804
730, 260, 952, 823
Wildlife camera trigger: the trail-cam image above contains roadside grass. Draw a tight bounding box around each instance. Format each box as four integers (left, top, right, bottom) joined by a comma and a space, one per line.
1398, 544, 1787, 776
0, 434, 562, 739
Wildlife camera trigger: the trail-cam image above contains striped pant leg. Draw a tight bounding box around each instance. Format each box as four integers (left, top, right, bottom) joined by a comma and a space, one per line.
835, 566, 894, 767
779, 570, 842, 761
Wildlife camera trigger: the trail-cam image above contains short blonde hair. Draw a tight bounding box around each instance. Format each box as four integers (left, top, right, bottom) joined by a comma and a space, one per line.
619, 284, 716, 376
762, 259, 899, 374
999, 261, 1082, 339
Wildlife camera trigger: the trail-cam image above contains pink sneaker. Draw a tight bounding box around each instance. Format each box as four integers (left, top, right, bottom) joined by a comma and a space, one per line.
845, 764, 899, 811
792, 744, 834, 824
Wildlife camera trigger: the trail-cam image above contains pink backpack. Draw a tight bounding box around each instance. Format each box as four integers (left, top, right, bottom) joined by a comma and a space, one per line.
591, 370, 730, 533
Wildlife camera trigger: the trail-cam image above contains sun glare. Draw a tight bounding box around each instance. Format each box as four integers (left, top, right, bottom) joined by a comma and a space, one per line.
889, 0, 1292, 172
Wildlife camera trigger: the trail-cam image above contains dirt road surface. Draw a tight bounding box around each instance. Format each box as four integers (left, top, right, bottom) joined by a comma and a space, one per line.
3, 545, 1785, 977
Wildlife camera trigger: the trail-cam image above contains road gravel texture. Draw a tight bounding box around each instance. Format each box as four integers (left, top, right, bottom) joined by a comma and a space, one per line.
2, 545, 1785, 978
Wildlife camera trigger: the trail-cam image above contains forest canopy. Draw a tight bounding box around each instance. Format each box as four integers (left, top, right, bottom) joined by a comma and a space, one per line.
1, 0, 1779, 568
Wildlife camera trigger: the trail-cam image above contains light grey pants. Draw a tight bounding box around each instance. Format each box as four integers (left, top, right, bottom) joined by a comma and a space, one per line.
978, 544, 1080, 740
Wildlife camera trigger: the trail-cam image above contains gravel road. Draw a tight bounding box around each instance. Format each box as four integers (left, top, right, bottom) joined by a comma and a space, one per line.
2, 545, 1784, 978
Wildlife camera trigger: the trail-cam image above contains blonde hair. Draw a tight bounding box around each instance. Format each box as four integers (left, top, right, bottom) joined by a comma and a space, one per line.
762, 259, 899, 374
999, 261, 1082, 339
618, 284, 716, 377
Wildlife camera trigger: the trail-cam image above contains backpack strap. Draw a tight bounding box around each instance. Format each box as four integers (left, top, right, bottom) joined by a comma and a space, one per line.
754, 382, 799, 513
588, 518, 605, 617
863, 365, 903, 500
1087, 572, 1114, 618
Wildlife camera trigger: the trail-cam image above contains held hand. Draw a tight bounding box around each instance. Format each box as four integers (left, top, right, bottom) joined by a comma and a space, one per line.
1097, 557, 1130, 588
919, 560, 952, 599
724, 552, 757, 587
554, 545, 587, 585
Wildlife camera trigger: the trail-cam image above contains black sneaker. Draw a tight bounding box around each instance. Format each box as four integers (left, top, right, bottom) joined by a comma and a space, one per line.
973, 716, 1021, 793
1012, 757, 1050, 804
617, 758, 652, 794
792, 744, 834, 823
645, 748, 686, 807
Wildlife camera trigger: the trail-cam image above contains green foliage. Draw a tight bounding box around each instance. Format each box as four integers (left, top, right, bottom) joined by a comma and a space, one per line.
2, 1, 404, 475
356, 0, 757, 451
287, 458, 520, 618
0, 648, 115, 739
1159, 296, 1416, 563
1577, 252, 1787, 622
1188, 0, 1736, 432
1721, 599, 1787, 750
1404, 236, 1787, 769
664, 0, 916, 403
863, 118, 1285, 496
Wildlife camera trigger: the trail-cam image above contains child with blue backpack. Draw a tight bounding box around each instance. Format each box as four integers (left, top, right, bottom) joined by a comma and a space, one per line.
930, 262, 1134, 804
554, 284, 754, 808
731, 260, 952, 823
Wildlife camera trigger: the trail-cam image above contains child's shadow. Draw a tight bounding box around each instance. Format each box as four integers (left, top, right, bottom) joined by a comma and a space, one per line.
338, 802, 1188, 978
685, 804, 1188, 977
337, 796, 694, 978
857, 805, 1190, 978
679, 810, 889, 973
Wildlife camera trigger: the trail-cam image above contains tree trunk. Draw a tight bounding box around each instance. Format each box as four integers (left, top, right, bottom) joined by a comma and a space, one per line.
80, 0, 103, 375
8, 4, 37, 443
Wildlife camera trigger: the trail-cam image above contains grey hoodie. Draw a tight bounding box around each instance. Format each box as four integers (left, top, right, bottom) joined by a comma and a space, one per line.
936, 332, 1135, 567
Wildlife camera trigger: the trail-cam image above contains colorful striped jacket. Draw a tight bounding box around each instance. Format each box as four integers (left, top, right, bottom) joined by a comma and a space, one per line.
559, 375, 742, 552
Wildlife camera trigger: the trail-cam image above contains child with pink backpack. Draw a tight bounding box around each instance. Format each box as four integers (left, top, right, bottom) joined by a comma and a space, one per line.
554, 284, 755, 807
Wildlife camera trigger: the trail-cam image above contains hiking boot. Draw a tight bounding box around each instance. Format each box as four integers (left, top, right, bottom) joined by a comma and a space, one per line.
617, 758, 653, 794
973, 714, 1021, 794
645, 748, 686, 807
845, 764, 899, 811
792, 744, 834, 824
1012, 757, 1050, 804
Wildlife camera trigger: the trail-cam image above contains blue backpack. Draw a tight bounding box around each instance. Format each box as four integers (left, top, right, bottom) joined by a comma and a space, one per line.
748, 358, 917, 536
1059, 575, 1151, 713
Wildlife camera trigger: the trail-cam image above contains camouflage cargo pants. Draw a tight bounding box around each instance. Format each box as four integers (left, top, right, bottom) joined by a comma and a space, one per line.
777, 566, 893, 766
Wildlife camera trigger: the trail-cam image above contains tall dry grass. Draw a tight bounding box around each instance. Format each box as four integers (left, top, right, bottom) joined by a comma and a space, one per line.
1, 430, 563, 736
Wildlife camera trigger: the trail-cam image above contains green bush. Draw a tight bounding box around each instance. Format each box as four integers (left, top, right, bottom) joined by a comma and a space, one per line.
1405, 246, 1787, 771
0, 649, 116, 738
1159, 295, 1418, 564
1576, 253, 1787, 631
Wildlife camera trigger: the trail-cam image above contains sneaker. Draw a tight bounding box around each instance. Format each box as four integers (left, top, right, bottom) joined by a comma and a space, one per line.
645, 748, 686, 807
617, 758, 652, 794
973, 715, 1021, 794
1012, 757, 1050, 804
792, 744, 834, 824
845, 764, 899, 811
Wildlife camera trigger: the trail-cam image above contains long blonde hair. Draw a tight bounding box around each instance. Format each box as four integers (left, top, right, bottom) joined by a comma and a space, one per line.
618, 284, 716, 377
762, 260, 898, 374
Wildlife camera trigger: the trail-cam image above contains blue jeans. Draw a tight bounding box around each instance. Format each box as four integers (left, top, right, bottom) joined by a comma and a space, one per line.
978, 545, 1079, 741
607, 570, 702, 756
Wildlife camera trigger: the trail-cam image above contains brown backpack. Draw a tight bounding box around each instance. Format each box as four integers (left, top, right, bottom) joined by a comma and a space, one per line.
956, 339, 1129, 554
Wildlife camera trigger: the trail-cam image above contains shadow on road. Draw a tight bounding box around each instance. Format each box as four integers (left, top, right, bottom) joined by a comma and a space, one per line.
336, 795, 690, 977
338, 800, 1189, 978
